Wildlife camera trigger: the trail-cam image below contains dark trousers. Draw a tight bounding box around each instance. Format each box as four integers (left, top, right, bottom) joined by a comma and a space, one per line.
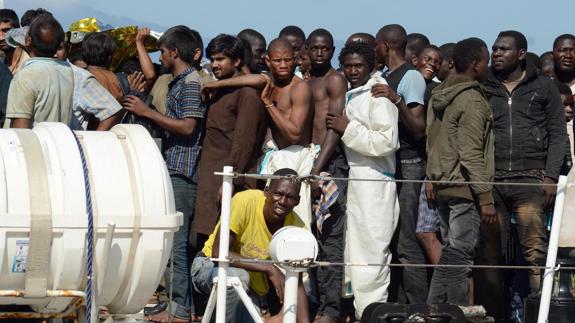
166, 175, 197, 318
428, 197, 480, 305
313, 148, 348, 319
474, 177, 547, 321
394, 159, 429, 303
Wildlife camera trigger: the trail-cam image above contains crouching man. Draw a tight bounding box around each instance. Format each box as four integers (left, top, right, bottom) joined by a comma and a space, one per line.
191, 168, 310, 323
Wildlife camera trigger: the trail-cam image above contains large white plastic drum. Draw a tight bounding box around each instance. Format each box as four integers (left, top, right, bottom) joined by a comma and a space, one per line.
0, 123, 182, 314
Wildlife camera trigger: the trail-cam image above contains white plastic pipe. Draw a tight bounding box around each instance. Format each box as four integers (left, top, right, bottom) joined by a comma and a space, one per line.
283, 270, 299, 323
216, 166, 234, 323
537, 175, 568, 323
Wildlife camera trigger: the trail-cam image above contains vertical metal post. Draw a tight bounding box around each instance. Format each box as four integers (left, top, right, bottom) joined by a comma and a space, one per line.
215, 166, 234, 323
282, 270, 299, 323
537, 175, 568, 323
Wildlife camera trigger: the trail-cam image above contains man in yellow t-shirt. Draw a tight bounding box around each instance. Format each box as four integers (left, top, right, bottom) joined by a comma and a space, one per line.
191, 168, 310, 323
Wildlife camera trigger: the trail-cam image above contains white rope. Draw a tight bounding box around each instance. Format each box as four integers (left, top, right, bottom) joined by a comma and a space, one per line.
214, 172, 572, 188
211, 257, 573, 271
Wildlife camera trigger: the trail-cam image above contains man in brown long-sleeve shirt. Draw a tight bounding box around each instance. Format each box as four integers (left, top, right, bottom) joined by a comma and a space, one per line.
193, 34, 267, 236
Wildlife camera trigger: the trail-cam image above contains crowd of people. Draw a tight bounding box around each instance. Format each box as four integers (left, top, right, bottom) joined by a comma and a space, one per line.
0, 7, 574, 323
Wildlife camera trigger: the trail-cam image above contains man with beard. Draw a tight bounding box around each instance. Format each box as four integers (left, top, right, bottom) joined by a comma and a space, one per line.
475, 30, 567, 321
0, 9, 27, 74
197, 38, 315, 226
553, 34, 575, 93
193, 34, 267, 242
306, 28, 348, 323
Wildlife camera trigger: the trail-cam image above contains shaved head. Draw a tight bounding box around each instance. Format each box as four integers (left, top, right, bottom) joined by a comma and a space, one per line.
376, 24, 407, 51
268, 38, 293, 54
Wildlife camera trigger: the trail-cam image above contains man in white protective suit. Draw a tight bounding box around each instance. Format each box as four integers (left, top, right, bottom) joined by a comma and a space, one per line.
326, 40, 400, 319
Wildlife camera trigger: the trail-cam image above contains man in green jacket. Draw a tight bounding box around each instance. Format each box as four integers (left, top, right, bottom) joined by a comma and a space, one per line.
425, 37, 496, 305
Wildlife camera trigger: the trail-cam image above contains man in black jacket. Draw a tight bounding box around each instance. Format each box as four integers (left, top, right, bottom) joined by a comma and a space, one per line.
475, 30, 567, 322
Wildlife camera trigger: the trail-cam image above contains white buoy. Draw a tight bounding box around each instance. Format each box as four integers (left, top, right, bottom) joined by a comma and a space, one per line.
0, 123, 182, 315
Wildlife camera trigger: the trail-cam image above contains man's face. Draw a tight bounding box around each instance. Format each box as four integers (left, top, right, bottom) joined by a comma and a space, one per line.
210, 52, 239, 80
283, 35, 304, 58
542, 62, 557, 79
476, 47, 490, 82
553, 39, 575, 73
297, 50, 311, 74
436, 57, 452, 82
264, 180, 301, 223
342, 53, 371, 89
416, 48, 443, 81
307, 36, 334, 68
491, 36, 523, 74
374, 37, 387, 65
0, 21, 14, 52
250, 38, 267, 72
266, 46, 295, 81
159, 44, 175, 71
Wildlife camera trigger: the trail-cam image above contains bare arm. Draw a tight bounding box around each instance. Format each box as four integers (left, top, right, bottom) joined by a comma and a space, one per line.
371, 84, 426, 140
135, 28, 156, 81
123, 95, 200, 136
212, 230, 287, 302
95, 110, 124, 131
10, 118, 30, 129
208, 73, 268, 90
262, 80, 312, 145
311, 73, 348, 175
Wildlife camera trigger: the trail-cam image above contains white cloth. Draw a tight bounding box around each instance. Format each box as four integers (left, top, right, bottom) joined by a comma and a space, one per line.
342, 75, 400, 318
259, 135, 319, 230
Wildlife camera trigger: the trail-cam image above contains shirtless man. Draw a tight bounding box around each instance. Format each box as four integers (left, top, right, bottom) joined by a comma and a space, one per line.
201, 38, 316, 227
306, 28, 348, 323
202, 38, 313, 149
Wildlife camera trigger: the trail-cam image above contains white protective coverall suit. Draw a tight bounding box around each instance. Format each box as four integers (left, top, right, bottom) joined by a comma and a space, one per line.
342, 75, 400, 318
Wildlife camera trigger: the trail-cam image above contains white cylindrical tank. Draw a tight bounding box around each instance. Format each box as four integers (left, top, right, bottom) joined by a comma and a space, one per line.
0, 123, 182, 314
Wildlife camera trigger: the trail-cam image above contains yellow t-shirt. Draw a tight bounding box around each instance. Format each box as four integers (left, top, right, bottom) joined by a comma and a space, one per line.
202, 189, 304, 295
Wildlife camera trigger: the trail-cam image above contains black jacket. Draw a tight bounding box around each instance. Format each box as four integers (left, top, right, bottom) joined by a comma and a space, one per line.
484, 63, 567, 180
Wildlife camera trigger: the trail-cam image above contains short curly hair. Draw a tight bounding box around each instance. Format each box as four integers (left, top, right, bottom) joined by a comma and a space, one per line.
338, 41, 375, 71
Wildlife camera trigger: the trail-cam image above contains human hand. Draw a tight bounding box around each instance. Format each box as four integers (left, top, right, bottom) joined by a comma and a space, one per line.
136, 27, 150, 44
371, 83, 401, 103
425, 181, 436, 208
127, 71, 146, 93
201, 81, 219, 103
261, 74, 274, 107
543, 177, 557, 209
325, 112, 349, 135
123, 95, 150, 117
480, 204, 497, 225
267, 265, 285, 303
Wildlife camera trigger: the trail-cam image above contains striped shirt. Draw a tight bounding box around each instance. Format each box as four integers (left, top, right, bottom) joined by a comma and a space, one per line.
163, 67, 206, 181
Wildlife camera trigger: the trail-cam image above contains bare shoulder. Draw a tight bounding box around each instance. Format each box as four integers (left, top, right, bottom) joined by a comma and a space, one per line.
292, 78, 312, 95
325, 69, 348, 94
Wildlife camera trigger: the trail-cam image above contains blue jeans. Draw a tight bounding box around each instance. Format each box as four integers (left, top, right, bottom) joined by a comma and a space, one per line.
427, 197, 480, 305
191, 256, 256, 323
166, 175, 197, 318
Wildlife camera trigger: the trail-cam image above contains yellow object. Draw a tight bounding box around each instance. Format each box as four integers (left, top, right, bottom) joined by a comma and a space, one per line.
106, 26, 158, 71
202, 190, 304, 295
68, 17, 105, 33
